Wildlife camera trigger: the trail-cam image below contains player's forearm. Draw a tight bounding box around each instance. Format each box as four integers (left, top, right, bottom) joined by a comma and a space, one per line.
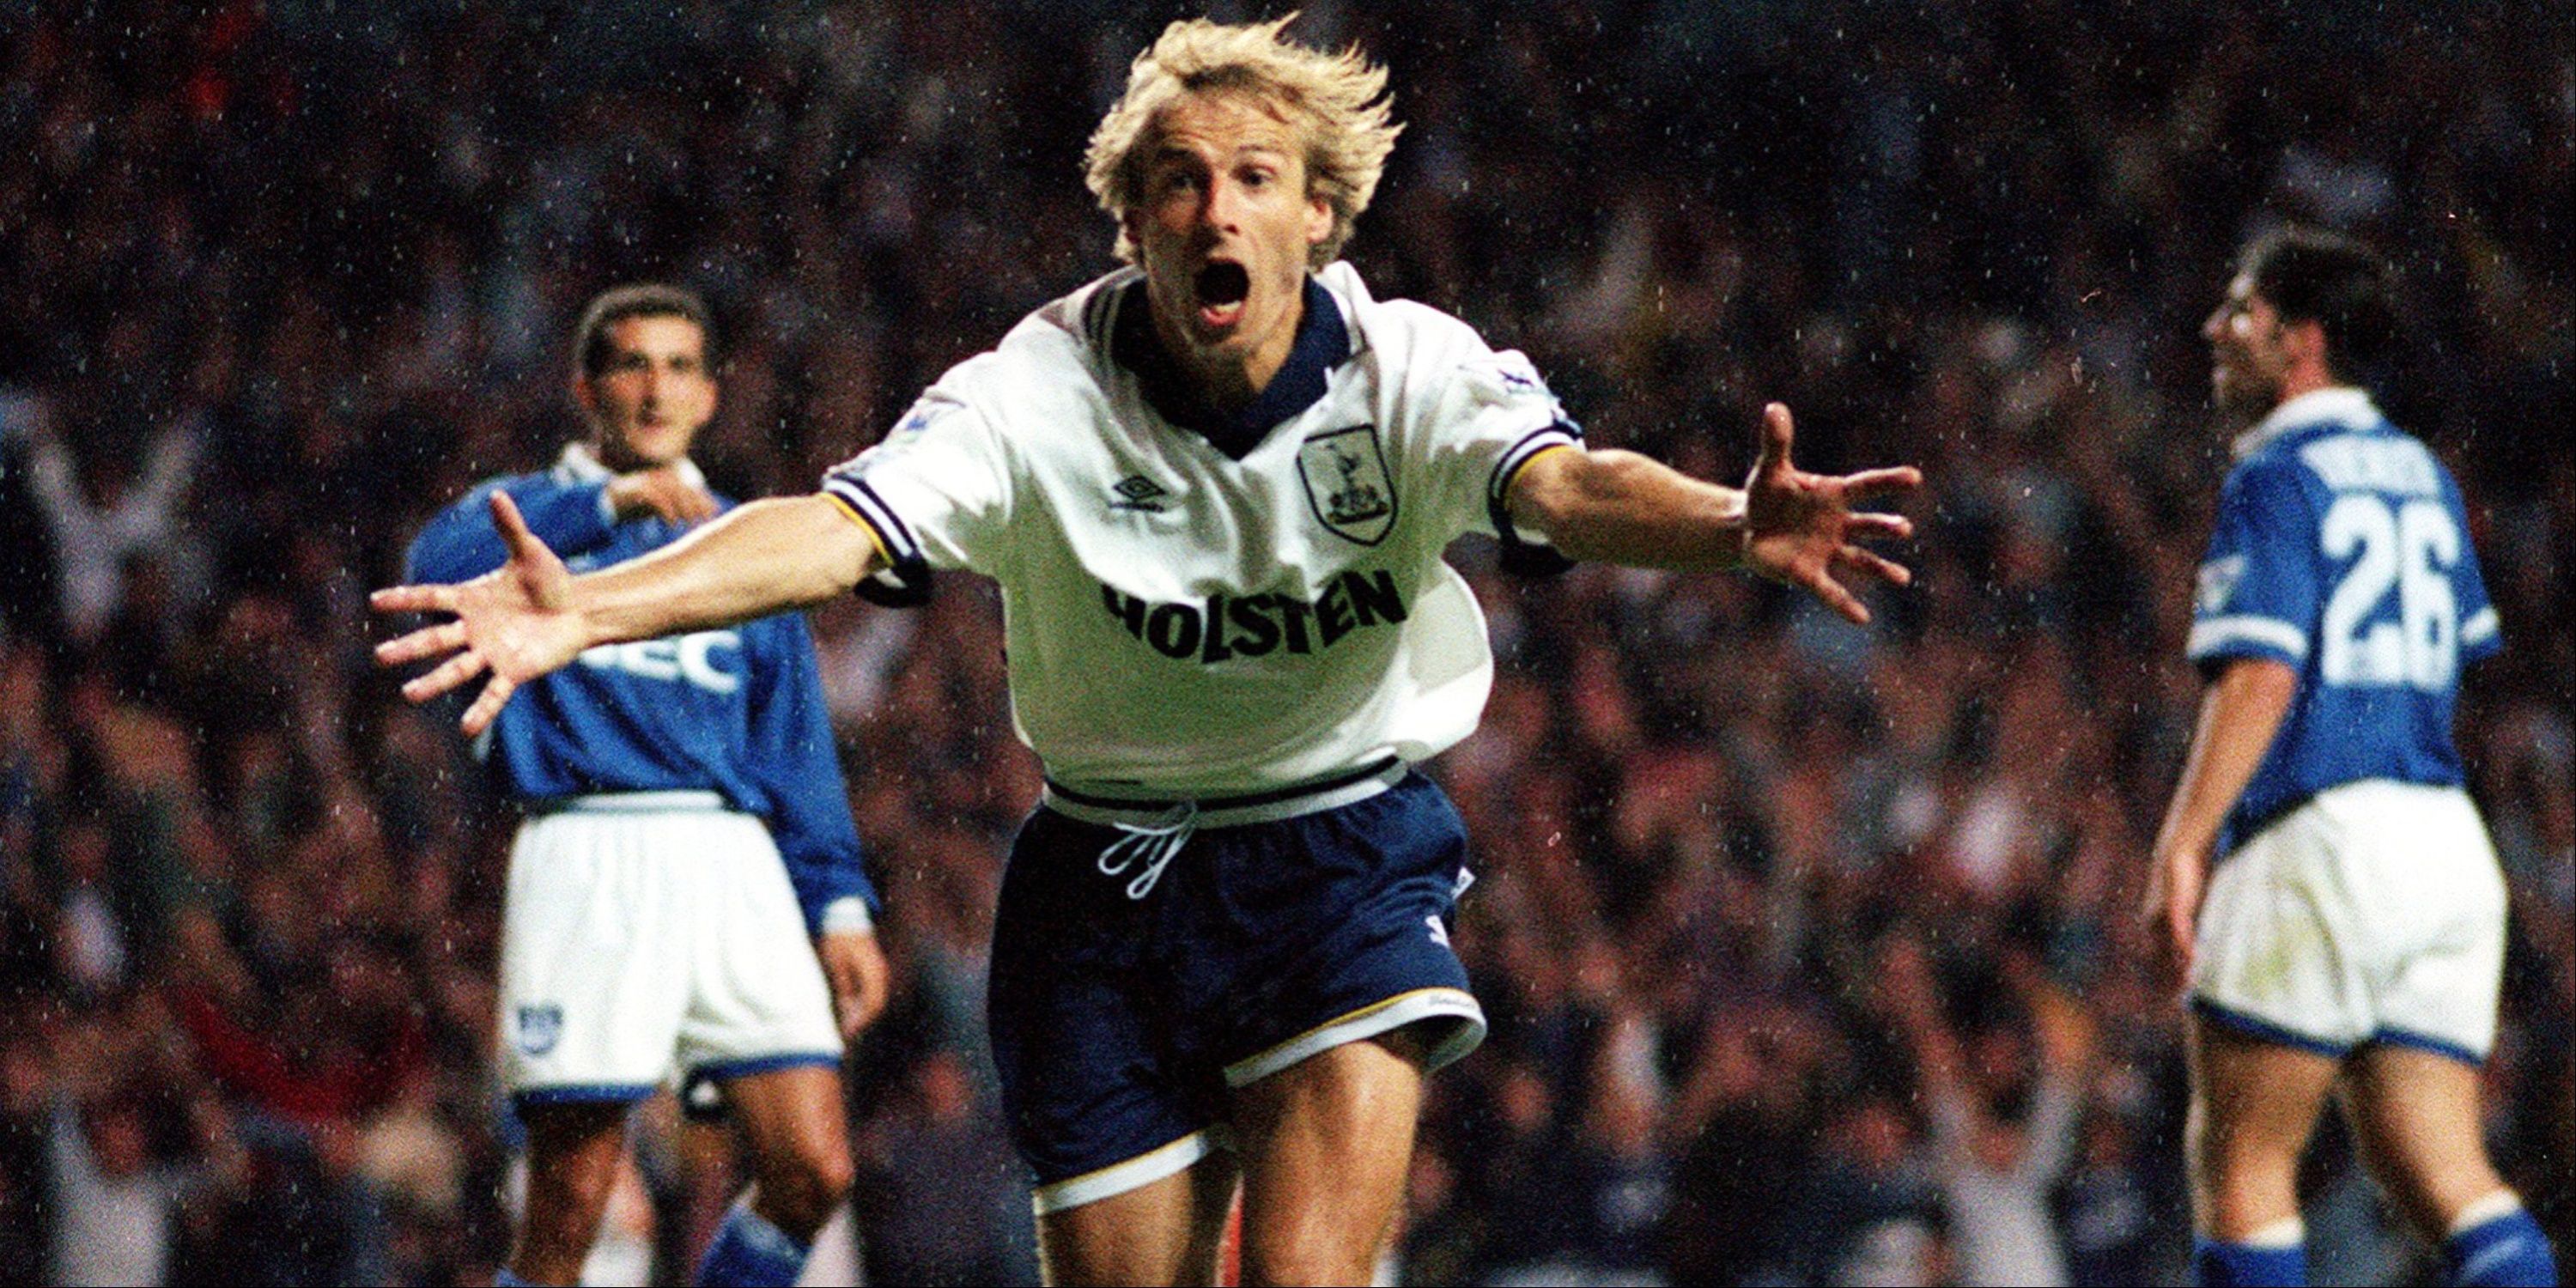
1507, 447, 1747, 571
2151, 659, 2300, 862
573, 495, 878, 646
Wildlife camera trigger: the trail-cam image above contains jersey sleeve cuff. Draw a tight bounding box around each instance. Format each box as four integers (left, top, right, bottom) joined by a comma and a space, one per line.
1486, 425, 1582, 511
2185, 615, 2308, 665
2460, 605, 2502, 661
817, 896, 875, 936
820, 474, 933, 607
1485, 423, 1583, 578
821, 488, 892, 565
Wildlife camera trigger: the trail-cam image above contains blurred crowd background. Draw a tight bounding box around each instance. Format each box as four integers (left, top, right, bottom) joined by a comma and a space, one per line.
0, 0, 2567, 1284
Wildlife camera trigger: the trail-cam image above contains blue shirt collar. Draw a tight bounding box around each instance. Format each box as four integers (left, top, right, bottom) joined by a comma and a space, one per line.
1112, 276, 1352, 460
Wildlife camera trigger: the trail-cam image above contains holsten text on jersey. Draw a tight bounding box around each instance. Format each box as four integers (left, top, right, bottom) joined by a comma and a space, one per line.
1101, 569, 1409, 664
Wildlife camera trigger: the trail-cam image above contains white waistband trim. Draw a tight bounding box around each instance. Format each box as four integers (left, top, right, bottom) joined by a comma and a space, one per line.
531, 790, 731, 814
1039, 762, 1406, 831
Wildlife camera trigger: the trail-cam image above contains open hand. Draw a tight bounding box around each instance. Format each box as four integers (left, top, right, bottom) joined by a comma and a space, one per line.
1741, 403, 1921, 623
372, 490, 591, 735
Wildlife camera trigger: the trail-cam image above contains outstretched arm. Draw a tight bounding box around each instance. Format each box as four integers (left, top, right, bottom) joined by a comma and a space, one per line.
373, 490, 881, 735
1506, 403, 1919, 622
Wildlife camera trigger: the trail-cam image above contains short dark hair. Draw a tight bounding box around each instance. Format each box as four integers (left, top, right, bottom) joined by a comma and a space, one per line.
572, 283, 718, 378
2239, 228, 2397, 381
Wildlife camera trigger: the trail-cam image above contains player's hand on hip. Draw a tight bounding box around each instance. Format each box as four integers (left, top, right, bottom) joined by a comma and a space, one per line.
1741, 402, 1922, 623
606, 465, 719, 526
2142, 845, 2208, 992
372, 490, 590, 736
817, 930, 890, 1042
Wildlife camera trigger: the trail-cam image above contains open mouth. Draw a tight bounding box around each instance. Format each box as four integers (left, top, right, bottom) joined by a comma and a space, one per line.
1194, 261, 1250, 330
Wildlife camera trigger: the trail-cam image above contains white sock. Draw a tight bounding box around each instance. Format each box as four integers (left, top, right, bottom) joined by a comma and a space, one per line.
2239, 1217, 2306, 1249
2450, 1189, 2524, 1236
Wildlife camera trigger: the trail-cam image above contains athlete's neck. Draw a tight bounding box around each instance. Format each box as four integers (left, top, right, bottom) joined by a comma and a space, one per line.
2268, 358, 2337, 409
1146, 289, 1304, 418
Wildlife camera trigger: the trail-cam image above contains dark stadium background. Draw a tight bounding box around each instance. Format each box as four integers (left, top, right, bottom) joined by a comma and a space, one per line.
0, 1, 2566, 1284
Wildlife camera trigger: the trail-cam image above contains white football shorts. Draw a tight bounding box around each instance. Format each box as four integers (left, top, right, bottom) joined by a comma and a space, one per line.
499, 793, 843, 1103
2191, 779, 2507, 1065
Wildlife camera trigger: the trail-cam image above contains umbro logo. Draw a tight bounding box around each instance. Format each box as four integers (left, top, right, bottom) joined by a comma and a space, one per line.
1109, 474, 1169, 513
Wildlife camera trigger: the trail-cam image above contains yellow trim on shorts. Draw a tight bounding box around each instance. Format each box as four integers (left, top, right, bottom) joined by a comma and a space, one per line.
820, 490, 895, 568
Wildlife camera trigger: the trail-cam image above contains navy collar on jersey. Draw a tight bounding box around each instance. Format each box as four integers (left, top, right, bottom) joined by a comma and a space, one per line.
1111, 275, 1352, 460
2233, 386, 2381, 459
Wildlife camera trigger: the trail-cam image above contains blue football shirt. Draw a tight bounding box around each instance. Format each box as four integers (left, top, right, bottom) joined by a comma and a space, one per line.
2186, 388, 2501, 856
404, 445, 878, 929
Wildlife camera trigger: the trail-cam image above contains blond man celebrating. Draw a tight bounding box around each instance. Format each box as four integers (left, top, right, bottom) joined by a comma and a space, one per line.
378, 18, 1918, 1284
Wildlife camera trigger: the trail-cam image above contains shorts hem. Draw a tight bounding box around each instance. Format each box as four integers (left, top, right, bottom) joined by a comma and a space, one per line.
1030, 1129, 1219, 1215
2366, 1026, 2487, 1068
687, 1051, 843, 1084
2190, 997, 2351, 1059
512, 1082, 660, 1108
1224, 987, 1486, 1088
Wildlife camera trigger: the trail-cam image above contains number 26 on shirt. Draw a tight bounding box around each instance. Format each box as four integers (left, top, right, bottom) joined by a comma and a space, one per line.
2319, 494, 2458, 691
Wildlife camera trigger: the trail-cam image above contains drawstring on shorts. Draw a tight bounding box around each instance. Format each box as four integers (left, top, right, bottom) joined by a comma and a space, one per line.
1044, 757, 1406, 901
1096, 800, 1198, 899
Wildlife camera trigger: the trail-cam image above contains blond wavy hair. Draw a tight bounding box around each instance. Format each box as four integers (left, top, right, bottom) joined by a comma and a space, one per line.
1084, 15, 1401, 269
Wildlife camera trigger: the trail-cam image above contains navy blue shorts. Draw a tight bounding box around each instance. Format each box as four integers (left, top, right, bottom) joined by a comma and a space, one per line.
987, 769, 1485, 1213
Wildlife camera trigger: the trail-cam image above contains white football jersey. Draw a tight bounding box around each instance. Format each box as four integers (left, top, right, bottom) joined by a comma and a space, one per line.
822, 262, 1577, 797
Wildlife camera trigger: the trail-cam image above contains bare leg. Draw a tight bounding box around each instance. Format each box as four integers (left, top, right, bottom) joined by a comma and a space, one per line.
2187, 1018, 2342, 1240
1232, 1032, 1428, 1286
677, 1113, 744, 1271
2339, 1044, 2506, 1238
722, 1065, 857, 1240
1038, 1152, 1241, 1286
513, 1102, 632, 1285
